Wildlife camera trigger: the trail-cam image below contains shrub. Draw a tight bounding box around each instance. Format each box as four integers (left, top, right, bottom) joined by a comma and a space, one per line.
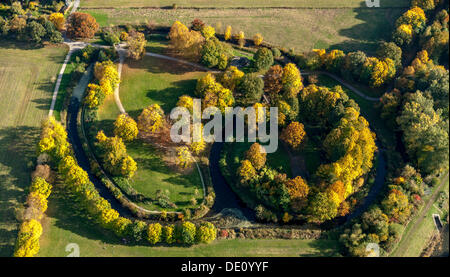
163, 225, 175, 244
128, 220, 147, 242
176, 221, 196, 245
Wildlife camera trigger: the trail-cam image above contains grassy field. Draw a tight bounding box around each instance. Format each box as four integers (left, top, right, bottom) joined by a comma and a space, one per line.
0, 41, 68, 257
81, 0, 410, 8
391, 174, 449, 257
39, 186, 340, 257
93, 56, 207, 211
82, 7, 405, 54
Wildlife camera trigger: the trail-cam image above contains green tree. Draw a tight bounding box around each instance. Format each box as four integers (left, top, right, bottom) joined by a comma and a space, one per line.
253, 47, 274, 71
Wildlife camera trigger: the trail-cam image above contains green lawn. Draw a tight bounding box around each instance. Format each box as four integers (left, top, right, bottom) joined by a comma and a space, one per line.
81, 0, 409, 8
0, 41, 68, 257
93, 55, 207, 211
82, 7, 405, 54
39, 186, 340, 257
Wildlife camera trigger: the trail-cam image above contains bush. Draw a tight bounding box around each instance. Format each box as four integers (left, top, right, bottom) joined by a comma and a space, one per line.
128, 220, 147, 242
176, 221, 196, 245
163, 225, 175, 244
147, 223, 163, 245
196, 222, 217, 243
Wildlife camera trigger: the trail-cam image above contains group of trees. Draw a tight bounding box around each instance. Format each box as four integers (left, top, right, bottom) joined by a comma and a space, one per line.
379, 7, 449, 175
392, 6, 427, 46
85, 60, 120, 109
195, 72, 235, 112
239, 68, 376, 223
14, 177, 52, 257
236, 142, 309, 219
296, 48, 396, 88
262, 63, 303, 125
95, 130, 138, 178
0, 3, 63, 44
340, 165, 425, 256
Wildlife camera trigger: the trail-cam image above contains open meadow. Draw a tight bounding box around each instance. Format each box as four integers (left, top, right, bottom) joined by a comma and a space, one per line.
0, 41, 68, 257
81, 6, 406, 54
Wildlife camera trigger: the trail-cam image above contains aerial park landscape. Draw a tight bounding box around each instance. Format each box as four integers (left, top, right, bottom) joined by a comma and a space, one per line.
0, 0, 448, 261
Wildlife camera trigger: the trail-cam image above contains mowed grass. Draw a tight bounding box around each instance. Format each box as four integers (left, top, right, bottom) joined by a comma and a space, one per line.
81, 0, 409, 8
0, 41, 68, 257
82, 7, 405, 54
39, 187, 340, 257
95, 56, 207, 211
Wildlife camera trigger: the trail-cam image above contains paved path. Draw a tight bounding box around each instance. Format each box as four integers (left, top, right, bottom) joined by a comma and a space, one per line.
48, 0, 83, 117
114, 44, 128, 114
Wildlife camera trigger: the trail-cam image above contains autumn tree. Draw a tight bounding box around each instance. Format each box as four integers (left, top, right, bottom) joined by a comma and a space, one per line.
195, 222, 216, 243
396, 91, 449, 174
137, 104, 165, 134
237, 160, 256, 185
263, 65, 283, 101
412, 0, 436, 11
254, 47, 274, 71
200, 25, 215, 40
376, 41, 403, 69
307, 192, 338, 223
245, 143, 266, 170
114, 114, 139, 141
147, 223, 162, 245
169, 21, 204, 60
200, 37, 231, 69
177, 95, 194, 113
224, 25, 232, 41
220, 66, 244, 91
285, 176, 309, 212
127, 31, 146, 60
48, 12, 65, 31
95, 131, 137, 178
280, 122, 306, 150
381, 189, 412, 224
176, 146, 193, 168
67, 12, 99, 39
282, 63, 303, 99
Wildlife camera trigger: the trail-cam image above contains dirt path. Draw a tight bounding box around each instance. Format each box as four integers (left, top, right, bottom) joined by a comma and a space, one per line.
390, 172, 449, 256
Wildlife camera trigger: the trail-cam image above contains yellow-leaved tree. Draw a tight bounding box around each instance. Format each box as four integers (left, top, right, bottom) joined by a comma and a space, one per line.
114, 114, 139, 141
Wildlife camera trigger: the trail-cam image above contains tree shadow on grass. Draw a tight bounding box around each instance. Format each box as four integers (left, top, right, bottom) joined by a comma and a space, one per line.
327, 5, 407, 55
0, 126, 40, 257
144, 79, 199, 112
298, 239, 341, 257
